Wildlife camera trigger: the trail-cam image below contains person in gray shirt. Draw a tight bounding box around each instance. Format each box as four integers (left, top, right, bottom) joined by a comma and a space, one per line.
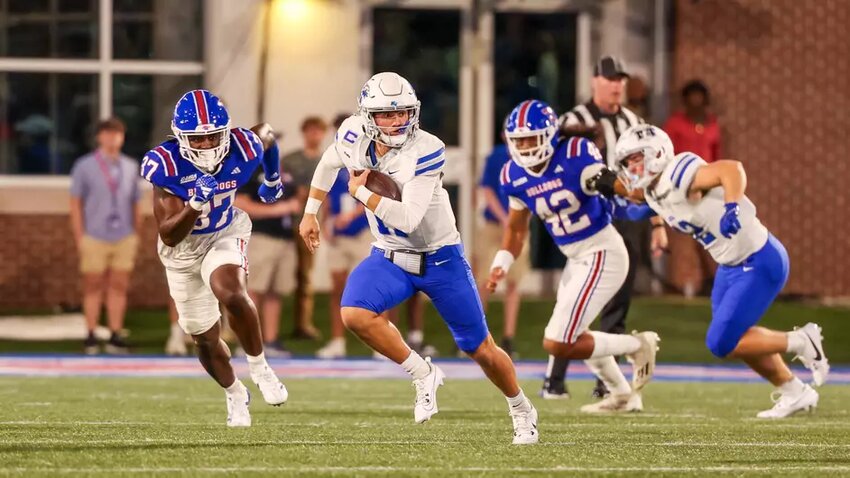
283, 116, 328, 340
69, 118, 142, 355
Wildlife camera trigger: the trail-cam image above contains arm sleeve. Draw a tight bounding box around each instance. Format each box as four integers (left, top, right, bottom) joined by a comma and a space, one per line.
609, 197, 657, 221
309, 144, 345, 193
372, 172, 439, 234
508, 195, 527, 211
261, 142, 281, 183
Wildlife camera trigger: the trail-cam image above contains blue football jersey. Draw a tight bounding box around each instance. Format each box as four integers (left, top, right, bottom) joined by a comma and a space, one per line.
140, 127, 264, 235
500, 137, 611, 246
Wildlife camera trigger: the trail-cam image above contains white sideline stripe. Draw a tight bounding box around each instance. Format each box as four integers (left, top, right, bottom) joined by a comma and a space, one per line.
2, 438, 847, 448
2, 466, 850, 474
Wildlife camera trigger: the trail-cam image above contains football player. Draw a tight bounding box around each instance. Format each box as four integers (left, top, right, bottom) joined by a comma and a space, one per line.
141, 89, 288, 427
609, 123, 829, 418
299, 72, 538, 444
488, 99, 660, 413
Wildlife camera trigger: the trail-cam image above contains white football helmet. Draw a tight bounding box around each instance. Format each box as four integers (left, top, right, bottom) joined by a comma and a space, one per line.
614, 124, 675, 190
358, 72, 420, 147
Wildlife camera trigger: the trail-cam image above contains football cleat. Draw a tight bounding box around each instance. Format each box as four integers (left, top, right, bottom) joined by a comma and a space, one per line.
226, 385, 251, 427
510, 399, 539, 445
580, 392, 642, 414
756, 384, 818, 419
793, 323, 829, 386
413, 357, 445, 423
626, 331, 660, 391
250, 364, 289, 406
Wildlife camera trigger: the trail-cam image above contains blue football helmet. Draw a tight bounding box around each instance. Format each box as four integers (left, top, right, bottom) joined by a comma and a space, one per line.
171, 89, 231, 171
504, 100, 559, 169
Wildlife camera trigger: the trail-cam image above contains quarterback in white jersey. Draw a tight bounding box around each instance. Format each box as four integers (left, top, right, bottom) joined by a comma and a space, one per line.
299, 72, 538, 444
609, 124, 829, 418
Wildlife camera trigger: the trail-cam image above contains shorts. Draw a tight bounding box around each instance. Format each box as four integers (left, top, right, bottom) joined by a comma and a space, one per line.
544, 226, 629, 343
474, 221, 531, 283
79, 234, 139, 274
246, 233, 297, 295
159, 209, 251, 336
341, 244, 489, 353
706, 234, 789, 358
327, 229, 373, 273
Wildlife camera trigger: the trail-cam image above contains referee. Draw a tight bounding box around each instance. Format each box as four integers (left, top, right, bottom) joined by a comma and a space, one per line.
541, 55, 668, 399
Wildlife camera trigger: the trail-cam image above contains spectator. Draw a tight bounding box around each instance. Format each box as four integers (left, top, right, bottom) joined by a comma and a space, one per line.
235, 137, 301, 357
284, 116, 329, 340
475, 130, 531, 358
69, 117, 140, 355
546, 56, 667, 399
315, 167, 372, 358
663, 80, 721, 297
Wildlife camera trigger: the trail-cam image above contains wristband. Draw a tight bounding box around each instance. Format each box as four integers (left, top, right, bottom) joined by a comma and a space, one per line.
188, 197, 206, 211
354, 185, 373, 204
490, 249, 516, 273
305, 197, 322, 215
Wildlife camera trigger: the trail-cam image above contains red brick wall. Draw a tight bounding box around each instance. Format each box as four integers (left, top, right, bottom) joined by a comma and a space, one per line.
0, 215, 170, 310
671, 0, 850, 296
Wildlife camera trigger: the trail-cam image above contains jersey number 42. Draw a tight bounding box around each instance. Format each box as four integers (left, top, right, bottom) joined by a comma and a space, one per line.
535, 190, 591, 236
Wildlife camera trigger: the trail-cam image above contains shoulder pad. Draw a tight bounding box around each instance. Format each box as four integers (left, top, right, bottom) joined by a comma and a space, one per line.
335, 115, 367, 150
668, 152, 706, 191
412, 132, 446, 177
142, 140, 180, 185
230, 127, 263, 162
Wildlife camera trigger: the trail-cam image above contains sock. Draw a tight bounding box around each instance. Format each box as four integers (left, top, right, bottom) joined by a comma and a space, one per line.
545, 355, 570, 382
506, 389, 528, 409
779, 376, 805, 395
407, 330, 424, 345
786, 330, 806, 355
585, 356, 631, 395
589, 331, 641, 358
246, 352, 267, 374
401, 351, 430, 380
225, 379, 245, 394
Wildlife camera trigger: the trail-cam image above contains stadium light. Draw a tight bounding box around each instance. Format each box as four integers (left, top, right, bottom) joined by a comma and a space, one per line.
276, 0, 309, 20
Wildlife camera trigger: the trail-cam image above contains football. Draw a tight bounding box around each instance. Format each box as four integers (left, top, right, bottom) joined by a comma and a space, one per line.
362, 170, 402, 201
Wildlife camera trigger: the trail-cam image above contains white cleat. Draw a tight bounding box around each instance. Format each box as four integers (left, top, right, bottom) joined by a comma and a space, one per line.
250, 364, 289, 406
580, 392, 642, 414
794, 323, 830, 386
756, 384, 819, 419
316, 338, 346, 359
413, 357, 444, 424
165, 333, 188, 356
627, 331, 660, 391
510, 399, 539, 445
226, 386, 252, 427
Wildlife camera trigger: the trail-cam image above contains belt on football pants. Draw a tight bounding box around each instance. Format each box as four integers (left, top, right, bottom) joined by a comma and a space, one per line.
375, 247, 437, 277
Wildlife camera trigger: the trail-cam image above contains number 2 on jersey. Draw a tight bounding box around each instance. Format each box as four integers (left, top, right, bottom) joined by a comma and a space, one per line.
535, 189, 591, 236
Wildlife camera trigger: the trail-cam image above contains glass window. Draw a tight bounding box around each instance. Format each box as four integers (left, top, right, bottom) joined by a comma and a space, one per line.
493, 12, 576, 143
0, 73, 98, 174
113, 0, 203, 61
113, 74, 203, 160
0, 0, 98, 58
372, 8, 460, 146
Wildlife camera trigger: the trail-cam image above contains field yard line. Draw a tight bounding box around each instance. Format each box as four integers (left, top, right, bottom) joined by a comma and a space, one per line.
2, 465, 850, 474
2, 439, 848, 448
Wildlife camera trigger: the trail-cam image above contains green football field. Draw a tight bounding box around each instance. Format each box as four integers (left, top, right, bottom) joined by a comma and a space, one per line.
2, 377, 848, 477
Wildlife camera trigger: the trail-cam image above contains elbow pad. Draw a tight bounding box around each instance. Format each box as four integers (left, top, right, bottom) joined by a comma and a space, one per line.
587, 168, 618, 198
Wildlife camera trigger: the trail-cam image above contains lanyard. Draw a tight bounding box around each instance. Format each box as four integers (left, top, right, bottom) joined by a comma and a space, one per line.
94, 151, 122, 200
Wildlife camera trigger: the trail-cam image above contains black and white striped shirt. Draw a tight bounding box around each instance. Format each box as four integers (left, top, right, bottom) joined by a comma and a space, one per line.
559, 101, 643, 169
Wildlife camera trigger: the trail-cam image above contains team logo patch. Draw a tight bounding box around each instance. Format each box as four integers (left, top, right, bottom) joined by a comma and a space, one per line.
180, 174, 198, 184
231, 166, 241, 174
554, 165, 564, 173
512, 177, 528, 187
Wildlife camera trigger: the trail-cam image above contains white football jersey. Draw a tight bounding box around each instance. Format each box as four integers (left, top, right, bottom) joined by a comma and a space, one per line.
321, 115, 461, 252
646, 152, 769, 265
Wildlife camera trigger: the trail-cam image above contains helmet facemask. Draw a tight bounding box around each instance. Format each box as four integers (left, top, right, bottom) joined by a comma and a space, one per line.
505, 124, 557, 169
172, 123, 231, 173
361, 104, 420, 148
616, 146, 665, 191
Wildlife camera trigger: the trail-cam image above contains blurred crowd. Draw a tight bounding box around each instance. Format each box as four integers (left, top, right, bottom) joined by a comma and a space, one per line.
69, 58, 721, 358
